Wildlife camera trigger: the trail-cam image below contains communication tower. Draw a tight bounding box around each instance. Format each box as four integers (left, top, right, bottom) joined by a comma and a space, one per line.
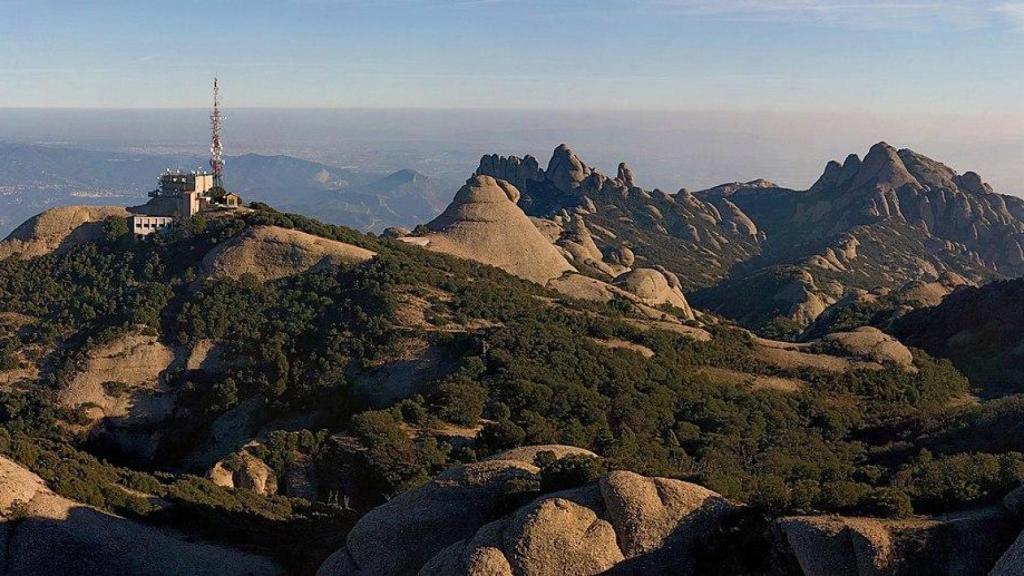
210, 77, 224, 188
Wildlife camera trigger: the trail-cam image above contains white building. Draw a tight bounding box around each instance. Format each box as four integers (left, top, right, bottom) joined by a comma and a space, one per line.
130, 215, 176, 237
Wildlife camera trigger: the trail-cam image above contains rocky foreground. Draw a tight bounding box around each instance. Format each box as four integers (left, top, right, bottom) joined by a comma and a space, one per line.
0, 456, 280, 575
315, 446, 1024, 576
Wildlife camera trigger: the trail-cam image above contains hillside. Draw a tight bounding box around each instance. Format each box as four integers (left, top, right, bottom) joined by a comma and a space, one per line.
1, 189, 1023, 574
893, 278, 1024, 397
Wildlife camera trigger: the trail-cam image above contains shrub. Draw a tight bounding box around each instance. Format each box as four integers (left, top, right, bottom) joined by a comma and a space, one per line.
538, 454, 606, 493
477, 420, 526, 454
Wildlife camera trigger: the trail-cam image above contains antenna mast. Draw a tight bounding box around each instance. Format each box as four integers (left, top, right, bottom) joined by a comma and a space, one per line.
210, 77, 224, 188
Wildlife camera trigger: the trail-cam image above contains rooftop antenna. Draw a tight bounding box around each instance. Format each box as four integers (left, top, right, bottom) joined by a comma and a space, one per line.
210, 76, 224, 188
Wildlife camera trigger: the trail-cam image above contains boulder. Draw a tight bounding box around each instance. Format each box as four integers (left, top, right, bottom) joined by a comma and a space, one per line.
503, 488, 624, 576
599, 470, 734, 565
485, 445, 597, 466
607, 246, 635, 268
418, 519, 514, 576
613, 268, 694, 316
208, 451, 279, 496
822, 326, 915, 370
332, 458, 540, 576
320, 446, 743, 576
382, 226, 411, 238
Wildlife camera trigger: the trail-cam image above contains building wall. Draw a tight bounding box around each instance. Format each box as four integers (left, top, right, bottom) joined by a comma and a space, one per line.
194, 173, 215, 194
178, 191, 201, 217
131, 216, 175, 236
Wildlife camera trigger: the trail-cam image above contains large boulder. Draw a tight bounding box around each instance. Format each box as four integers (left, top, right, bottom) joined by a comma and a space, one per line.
822, 326, 915, 370
0, 456, 280, 576
503, 488, 624, 576
408, 176, 576, 285
201, 225, 376, 282
329, 457, 540, 576
0, 205, 129, 260
599, 470, 733, 569
319, 446, 737, 576
613, 268, 694, 316
208, 451, 279, 496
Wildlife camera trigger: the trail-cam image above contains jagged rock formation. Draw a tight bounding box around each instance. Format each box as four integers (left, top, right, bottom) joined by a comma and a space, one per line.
0, 205, 129, 260
692, 142, 1024, 335
200, 225, 376, 282
471, 142, 1024, 336
474, 145, 764, 290
399, 176, 697, 321
0, 456, 281, 575
317, 446, 736, 576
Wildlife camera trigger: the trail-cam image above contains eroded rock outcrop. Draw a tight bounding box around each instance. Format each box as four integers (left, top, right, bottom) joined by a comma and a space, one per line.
318, 446, 736, 576
201, 225, 376, 282
406, 175, 576, 284
613, 268, 694, 315
208, 450, 279, 496
780, 510, 1018, 576
57, 326, 175, 422
0, 456, 281, 576
0, 205, 129, 260
822, 326, 915, 370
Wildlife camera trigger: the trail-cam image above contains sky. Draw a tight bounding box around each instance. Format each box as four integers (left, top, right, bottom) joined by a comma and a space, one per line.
1, 0, 1024, 113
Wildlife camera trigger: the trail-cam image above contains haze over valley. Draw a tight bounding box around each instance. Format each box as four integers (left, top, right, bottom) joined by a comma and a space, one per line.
3, 108, 1022, 236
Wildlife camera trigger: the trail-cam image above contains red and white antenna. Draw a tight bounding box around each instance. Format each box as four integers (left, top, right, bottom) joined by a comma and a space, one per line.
210, 77, 224, 188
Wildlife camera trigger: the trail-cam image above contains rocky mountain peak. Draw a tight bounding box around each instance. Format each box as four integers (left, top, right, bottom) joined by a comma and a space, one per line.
851, 141, 920, 191
955, 171, 993, 196
617, 162, 636, 188
476, 153, 545, 194
546, 144, 592, 194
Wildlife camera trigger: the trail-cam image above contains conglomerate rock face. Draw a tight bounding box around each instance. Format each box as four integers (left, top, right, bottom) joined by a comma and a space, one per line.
201, 224, 376, 282
318, 445, 1024, 576
316, 447, 738, 576
0, 205, 129, 260
0, 456, 281, 576
408, 175, 576, 285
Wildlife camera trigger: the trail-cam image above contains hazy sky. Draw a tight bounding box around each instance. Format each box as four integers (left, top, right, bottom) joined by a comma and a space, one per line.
2, 0, 1024, 112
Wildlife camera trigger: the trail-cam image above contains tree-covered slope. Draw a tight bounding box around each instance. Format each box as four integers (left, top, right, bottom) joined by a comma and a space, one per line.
0, 204, 1022, 575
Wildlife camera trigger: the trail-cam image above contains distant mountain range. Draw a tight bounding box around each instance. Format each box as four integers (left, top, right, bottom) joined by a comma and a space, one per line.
475, 142, 1024, 338
0, 142, 448, 236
